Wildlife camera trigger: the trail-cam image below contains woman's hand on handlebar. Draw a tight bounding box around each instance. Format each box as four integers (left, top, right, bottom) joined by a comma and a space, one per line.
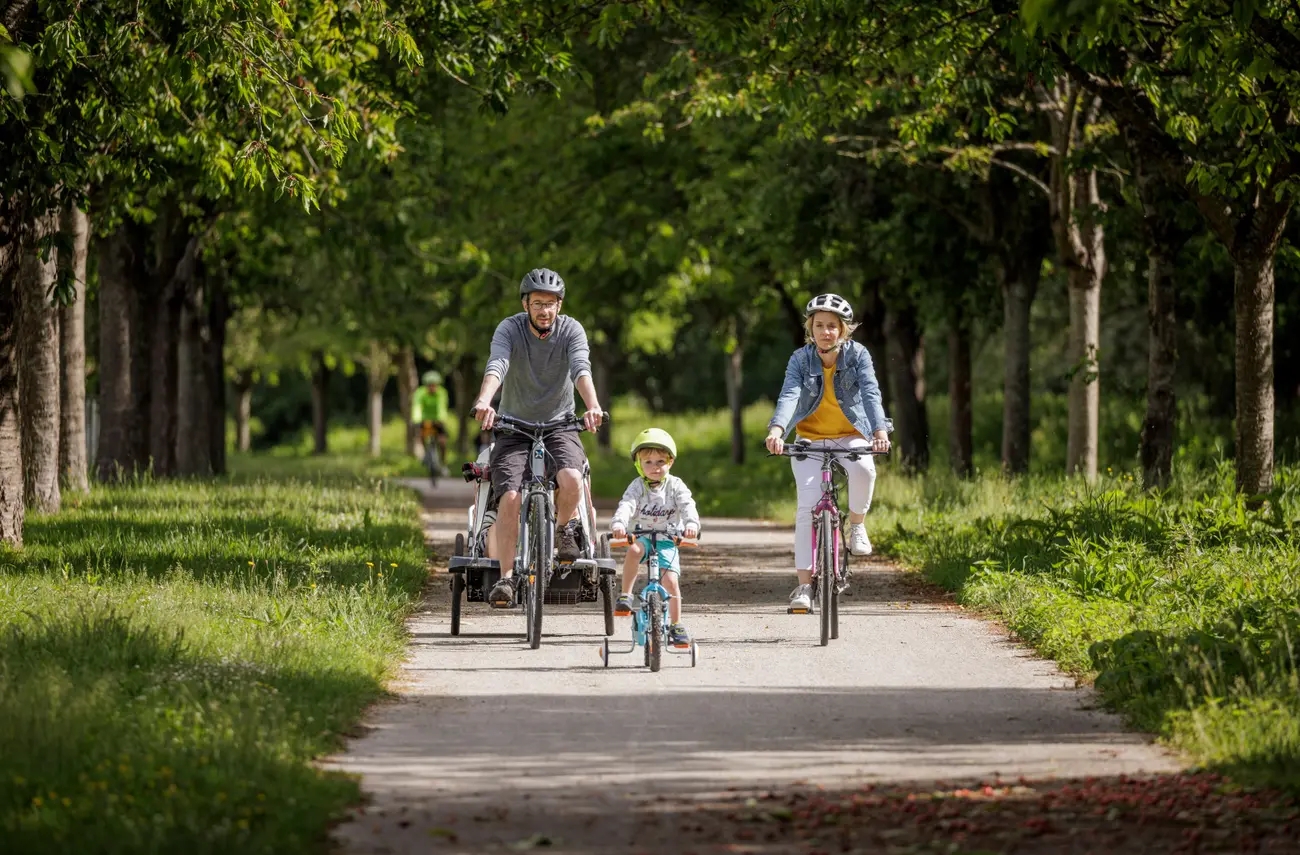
765, 428, 784, 456
871, 431, 891, 454
472, 401, 497, 431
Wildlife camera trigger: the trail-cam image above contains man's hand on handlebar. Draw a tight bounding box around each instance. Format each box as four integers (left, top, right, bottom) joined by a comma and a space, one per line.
582, 407, 605, 433
472, 401, 497, 431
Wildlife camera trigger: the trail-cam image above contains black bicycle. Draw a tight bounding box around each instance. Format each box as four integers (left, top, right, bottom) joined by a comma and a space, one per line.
489, 414, 608, 649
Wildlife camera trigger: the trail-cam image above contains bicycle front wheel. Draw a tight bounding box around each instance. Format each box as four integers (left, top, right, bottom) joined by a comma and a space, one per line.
817, 511, 834, 647
526, 495, 551, 650
646, 590, 664, 672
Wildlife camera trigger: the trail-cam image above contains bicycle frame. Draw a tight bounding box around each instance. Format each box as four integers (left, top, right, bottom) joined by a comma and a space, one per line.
493, 415, 585, 649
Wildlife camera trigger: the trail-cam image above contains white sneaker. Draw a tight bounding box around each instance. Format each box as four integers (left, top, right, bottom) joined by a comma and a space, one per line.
788, 584, 812, 613
849, 523, 872, 556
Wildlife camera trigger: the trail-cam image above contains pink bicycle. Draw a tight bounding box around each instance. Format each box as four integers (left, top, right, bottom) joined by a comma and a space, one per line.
772, 440, 888, 646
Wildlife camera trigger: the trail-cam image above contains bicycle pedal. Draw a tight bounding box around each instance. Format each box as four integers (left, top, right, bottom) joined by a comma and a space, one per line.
787, 607, 809, 615
672, 643, 691, 649
613, 608, 633, 617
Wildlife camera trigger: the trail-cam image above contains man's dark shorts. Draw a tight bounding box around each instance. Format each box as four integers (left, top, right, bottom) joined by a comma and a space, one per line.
488, 428, 586, 510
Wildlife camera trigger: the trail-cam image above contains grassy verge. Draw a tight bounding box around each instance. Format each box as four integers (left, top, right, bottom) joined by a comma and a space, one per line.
590, 401, 1300, 791
0, 450, 427, 853
881, 465, 1300, 791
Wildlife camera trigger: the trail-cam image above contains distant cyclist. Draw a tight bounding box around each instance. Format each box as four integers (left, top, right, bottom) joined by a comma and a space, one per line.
412, 370, 449, 475
471, 268, 605, 607
765, 293, 892, 613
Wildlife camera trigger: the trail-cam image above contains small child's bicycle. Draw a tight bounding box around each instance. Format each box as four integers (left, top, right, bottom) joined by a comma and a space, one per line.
601, 524, 700, 672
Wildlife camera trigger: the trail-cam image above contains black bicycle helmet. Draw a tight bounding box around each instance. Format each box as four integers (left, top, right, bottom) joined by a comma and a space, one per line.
519, 268, 566, 299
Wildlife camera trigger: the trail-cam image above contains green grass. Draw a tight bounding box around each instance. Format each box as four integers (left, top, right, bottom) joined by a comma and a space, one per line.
592, 399, 1300, 792
879, 465, 1300, 792
0, 453, 427, 852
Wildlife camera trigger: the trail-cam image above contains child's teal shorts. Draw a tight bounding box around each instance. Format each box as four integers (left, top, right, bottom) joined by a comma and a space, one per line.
637, 535, 681, 574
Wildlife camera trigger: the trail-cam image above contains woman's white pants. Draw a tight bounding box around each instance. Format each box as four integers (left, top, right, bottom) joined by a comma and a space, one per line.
791, 436, 877, 571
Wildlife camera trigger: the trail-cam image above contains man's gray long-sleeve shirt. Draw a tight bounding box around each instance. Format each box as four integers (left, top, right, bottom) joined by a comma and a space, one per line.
484, 313, 592, 422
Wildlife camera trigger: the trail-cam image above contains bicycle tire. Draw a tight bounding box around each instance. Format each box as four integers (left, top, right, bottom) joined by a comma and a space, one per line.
832, 523, 845, 640
598, 534, 615, 636
647, 590, 664, 672
451, 533, 465, 636
817, 510, 834, 647
527, 494, 550, 650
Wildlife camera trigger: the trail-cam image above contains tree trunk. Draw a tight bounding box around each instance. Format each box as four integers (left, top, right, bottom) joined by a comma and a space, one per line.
176, 276, 212, 476
1046, 85, 1107, 481
853, 276, 891, 412
948, 311, 973, 478
395, 346, 420, 456
1129, 140, 1182, 491
0, 234, 24, 547
592, 346, 615, 451
1066, 263, 1102, 479
365, 340, 388, 458
311, 350, 330, 455
454, 353, 476, 458
207, 272, 228, 475
1000, 263, 1039, 476
1234, 252, 1276, 496
94, 221, 149, 481
234, 370, 254, 453
18, 211, 61, 514
57, 202, 90, 494
148, 235, 197, 477
884, 301, 929, 472
724, 316, 746, 466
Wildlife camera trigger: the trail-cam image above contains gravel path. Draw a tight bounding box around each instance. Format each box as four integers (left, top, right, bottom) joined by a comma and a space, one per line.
324, 479, 1182, 854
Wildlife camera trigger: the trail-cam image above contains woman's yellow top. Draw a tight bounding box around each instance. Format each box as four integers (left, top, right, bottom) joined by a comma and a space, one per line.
795, 363, 859, 441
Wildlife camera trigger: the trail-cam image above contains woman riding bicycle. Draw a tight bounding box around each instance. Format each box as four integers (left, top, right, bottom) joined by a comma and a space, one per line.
764, 293, 892, 613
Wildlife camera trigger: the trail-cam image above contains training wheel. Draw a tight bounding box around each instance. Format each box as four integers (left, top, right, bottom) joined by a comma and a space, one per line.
690, 641, 699, 667
601, 639, 610, 668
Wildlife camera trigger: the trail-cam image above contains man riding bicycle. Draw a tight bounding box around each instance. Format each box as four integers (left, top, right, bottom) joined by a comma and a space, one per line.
472, 268, 605, 608
412, 370, 449, 473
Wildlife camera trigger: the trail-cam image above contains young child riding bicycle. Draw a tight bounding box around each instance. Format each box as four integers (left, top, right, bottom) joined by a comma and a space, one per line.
610, 428, 700, 646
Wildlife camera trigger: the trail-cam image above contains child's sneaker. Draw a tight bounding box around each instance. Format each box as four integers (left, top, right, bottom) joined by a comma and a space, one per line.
788, 584, 812, 613
667, 623, 691, 647
614, 593, 636, 616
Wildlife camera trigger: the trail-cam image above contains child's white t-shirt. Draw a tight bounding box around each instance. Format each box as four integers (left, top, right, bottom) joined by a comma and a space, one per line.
609, 475, 700, 533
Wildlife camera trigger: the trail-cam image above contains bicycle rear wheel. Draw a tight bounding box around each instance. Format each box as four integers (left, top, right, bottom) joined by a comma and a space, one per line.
526, 495, 551, 650
817, 511, 834, 647
646, 590, 664, 672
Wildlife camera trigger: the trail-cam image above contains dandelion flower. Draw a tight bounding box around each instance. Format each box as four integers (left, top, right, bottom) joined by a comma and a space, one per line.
390, 562, 397, 568
32, 797, 43, 807
248, 561, 255, 566
366, 562, 374, 568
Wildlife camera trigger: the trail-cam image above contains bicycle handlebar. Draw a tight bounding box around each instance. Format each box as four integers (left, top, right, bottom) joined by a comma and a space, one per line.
767, 443, 889, 460
492, 414, 588, 435
610, 523, 700, 549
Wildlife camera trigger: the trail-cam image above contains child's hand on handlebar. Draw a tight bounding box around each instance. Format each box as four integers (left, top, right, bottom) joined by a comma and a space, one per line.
610, 524, 627, 540
683, 525, 699, 539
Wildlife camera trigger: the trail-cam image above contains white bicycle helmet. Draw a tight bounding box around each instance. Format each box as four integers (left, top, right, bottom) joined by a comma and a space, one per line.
804, 293, 854, 323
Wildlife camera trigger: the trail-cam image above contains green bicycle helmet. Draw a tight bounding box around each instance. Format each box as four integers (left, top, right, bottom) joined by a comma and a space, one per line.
421, 370, 443, 386
631, 428, 677, 481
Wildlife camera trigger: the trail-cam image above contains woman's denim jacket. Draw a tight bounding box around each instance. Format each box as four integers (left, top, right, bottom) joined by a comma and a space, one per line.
768, 341, 893, 440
